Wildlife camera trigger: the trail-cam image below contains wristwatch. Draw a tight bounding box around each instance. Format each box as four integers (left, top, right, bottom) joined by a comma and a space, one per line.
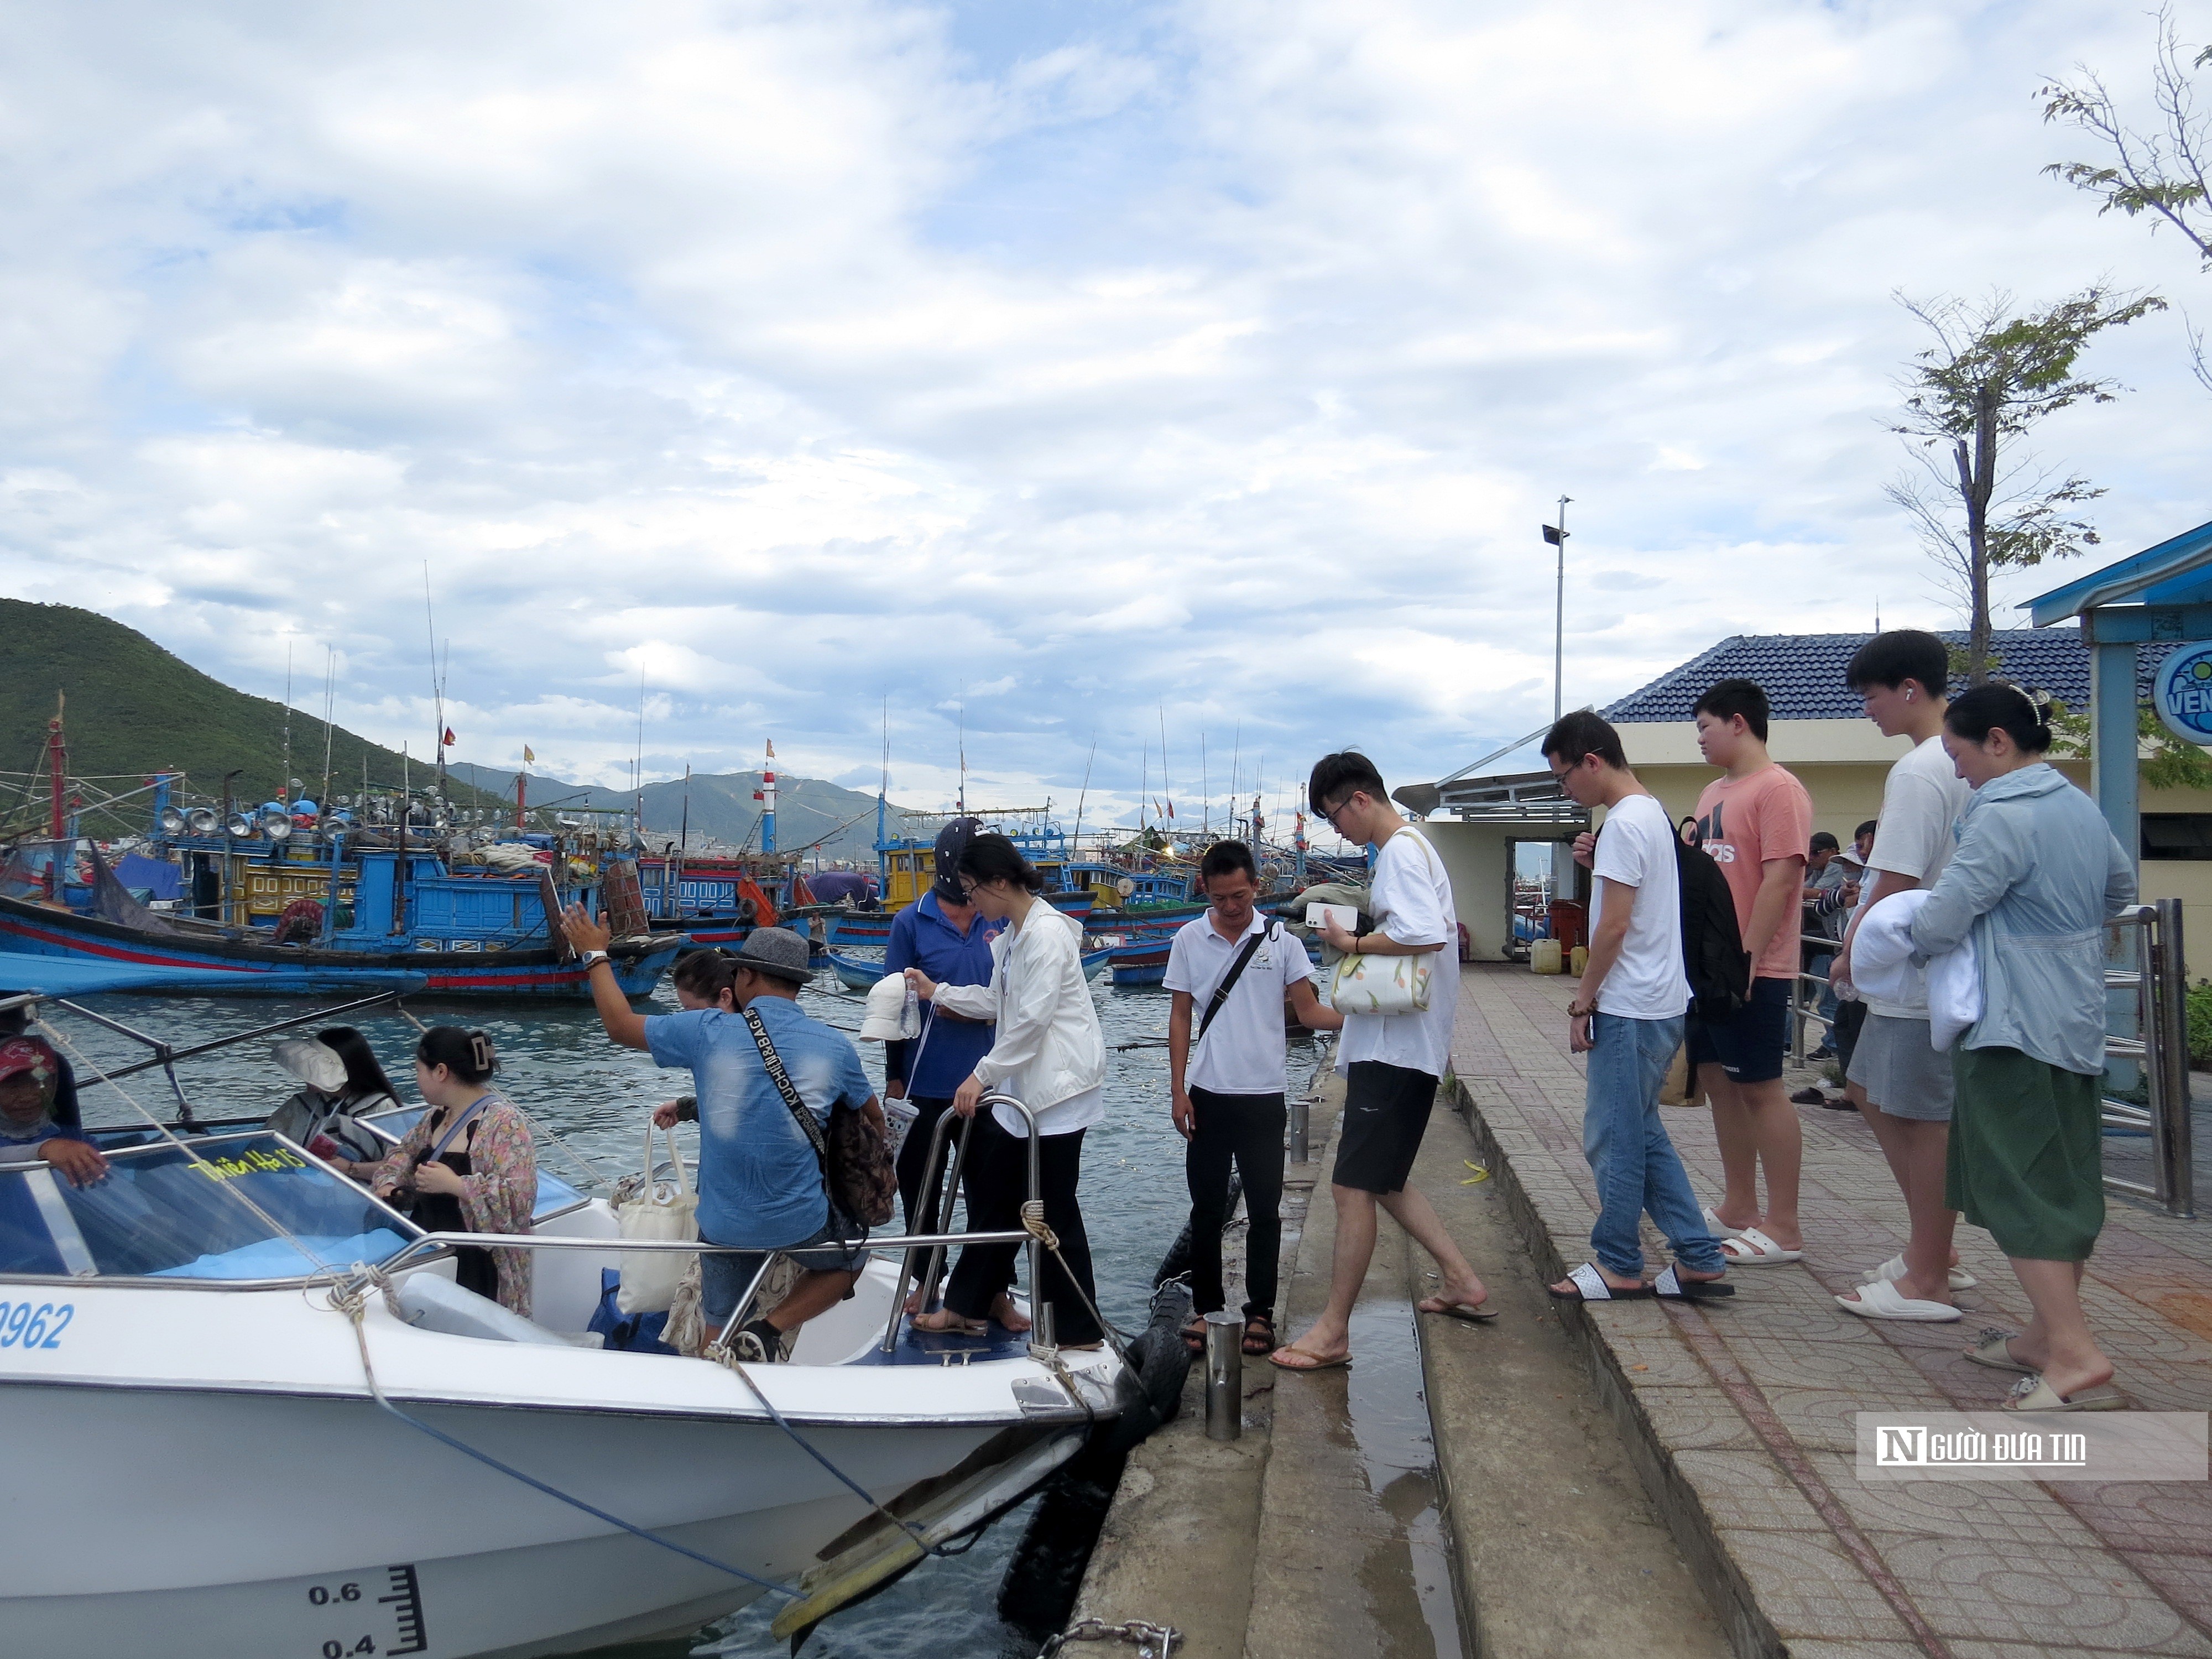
580, 949, 611, 970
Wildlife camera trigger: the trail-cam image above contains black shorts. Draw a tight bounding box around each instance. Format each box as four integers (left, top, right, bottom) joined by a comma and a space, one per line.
1332, 1061, 1438, 1193
1686, 976, 1793, 1085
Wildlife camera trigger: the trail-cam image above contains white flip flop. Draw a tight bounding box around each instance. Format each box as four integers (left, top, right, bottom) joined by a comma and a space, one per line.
2004, 1374, 2126, 1412
1873, 1252, 1976, 1291
1702, 1206, 1746, 1239
1717, 1226, 1802, 1266
1837, 1276, 1961, 1322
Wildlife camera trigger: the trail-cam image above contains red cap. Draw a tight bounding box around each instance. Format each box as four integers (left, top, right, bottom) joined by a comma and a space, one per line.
0, 1037, 56, 1089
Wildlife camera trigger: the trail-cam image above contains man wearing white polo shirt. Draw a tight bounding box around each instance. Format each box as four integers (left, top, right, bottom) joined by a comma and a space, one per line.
1166, 841, 1342, 1359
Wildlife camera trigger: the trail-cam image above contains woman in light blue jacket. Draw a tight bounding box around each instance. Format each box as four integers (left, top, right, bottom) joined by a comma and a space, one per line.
1909, 685, 2135, 1411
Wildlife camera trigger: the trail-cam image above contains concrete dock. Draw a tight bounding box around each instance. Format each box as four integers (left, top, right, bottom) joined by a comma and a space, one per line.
1071, 965, 2212, 1657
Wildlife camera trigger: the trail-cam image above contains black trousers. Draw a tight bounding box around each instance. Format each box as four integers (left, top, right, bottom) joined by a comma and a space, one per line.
894, 1095, 961, 1235
1185, 1088, 1286, 1321
943, 1125, 1101, 1346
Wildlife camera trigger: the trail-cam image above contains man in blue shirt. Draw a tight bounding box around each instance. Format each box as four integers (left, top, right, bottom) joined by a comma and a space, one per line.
881, 818, 1000, 1231
564, 911, 883, 1361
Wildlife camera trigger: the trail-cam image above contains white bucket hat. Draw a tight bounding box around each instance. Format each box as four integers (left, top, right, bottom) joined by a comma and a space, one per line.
859, 972, 921, 1042
272, 1036, 348, 1094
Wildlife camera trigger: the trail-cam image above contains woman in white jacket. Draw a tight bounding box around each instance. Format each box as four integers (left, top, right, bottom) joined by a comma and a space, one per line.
903, 832, 1108, 1347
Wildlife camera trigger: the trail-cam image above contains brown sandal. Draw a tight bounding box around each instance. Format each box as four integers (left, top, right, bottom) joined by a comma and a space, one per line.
1243, 1314, 1277, 1355
1181, 1318, 1208, 1356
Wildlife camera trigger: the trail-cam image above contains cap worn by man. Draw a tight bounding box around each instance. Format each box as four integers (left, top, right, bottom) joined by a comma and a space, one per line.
0, 1037, 55, 1089
731, 927, 813, 986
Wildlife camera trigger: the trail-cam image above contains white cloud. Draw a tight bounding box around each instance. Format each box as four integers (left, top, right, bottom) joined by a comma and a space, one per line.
1, 0, 2206, 831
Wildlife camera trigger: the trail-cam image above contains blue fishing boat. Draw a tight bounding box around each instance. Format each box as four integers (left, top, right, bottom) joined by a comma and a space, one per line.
1107, 939, 1172, 988
2, 816, 677, 1000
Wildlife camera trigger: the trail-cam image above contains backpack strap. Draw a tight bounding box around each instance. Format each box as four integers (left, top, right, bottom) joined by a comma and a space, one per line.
1196, 922, 1276, 1046
739, 1005, 829, 1173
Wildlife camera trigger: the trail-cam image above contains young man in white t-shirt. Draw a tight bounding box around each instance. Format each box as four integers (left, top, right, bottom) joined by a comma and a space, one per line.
1546, 712, 1733, 1301
1832, 630, 1974, 1322
1165, 841, 1343, 1358
1272, 752, 1493, 1371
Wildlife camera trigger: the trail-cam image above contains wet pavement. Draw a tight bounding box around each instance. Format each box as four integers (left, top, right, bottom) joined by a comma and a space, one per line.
1454, 963, 2212, 1657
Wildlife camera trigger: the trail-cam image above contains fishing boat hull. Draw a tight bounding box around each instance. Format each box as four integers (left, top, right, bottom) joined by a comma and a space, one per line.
826, 949, 886, 990
0, 1275, 1113, 1659
826, 910, 898, 951
1108, 941, 1172, 988
0, 896, 677, 999
1090, 902, 1206, 937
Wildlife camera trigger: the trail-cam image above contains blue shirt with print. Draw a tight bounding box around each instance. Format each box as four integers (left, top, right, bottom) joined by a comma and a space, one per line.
881, 891, 999, 1099
644, 997, 875, 1248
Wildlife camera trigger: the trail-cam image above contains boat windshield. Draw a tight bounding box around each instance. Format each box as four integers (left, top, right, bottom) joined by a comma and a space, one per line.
0, 1132, 420, 1282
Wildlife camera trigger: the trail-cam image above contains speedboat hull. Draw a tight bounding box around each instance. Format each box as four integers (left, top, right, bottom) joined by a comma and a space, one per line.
0, 1275, 1112, 1659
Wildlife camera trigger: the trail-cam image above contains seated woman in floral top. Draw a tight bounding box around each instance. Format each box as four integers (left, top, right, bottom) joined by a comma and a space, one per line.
347, 1027, 537, 1318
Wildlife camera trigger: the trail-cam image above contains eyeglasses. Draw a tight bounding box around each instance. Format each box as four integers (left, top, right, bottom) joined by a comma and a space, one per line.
1319, 794, 1361, 832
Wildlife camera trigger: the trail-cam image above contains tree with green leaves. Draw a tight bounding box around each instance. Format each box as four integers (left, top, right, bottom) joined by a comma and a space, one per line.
2041, 6, 2212, 388
1886, 285, 2164, 685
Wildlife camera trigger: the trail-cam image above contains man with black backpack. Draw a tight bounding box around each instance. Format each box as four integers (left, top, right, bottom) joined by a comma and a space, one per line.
1165, 841, 1343, 1356
1543, 712, 1734, 1301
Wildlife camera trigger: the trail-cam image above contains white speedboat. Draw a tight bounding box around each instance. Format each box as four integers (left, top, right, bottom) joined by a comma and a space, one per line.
0, 997, 1130, 1659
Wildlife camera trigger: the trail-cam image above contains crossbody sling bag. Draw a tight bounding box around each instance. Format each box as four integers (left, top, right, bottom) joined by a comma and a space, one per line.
739, 1006, 898, 1231
1194, 922, 1280, 1048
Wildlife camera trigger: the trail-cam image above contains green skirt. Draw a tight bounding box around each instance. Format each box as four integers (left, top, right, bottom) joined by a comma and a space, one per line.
1947, 1045, 2104, 1261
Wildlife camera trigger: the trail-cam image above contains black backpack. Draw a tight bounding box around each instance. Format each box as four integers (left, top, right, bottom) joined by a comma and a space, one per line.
1674, 836, 1751, 1025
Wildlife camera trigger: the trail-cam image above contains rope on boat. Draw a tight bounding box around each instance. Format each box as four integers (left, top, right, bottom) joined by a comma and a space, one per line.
1021, 1200, 1139, 1379
705, 1339, 949, 1561
326, 1272, 802, 1599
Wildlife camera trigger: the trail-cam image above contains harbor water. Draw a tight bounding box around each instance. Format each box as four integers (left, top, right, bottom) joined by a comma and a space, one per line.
51, 969, 1329, 1657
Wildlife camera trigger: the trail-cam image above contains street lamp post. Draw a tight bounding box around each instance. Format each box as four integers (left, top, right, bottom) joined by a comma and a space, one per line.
1542, 496, 1572, 722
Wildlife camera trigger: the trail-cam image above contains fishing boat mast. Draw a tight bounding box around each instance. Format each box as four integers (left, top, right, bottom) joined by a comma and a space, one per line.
46, 695, 66, 842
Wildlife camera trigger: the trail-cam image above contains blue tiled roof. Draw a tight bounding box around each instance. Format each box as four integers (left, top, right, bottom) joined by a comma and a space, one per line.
1602, 627, 2152, 722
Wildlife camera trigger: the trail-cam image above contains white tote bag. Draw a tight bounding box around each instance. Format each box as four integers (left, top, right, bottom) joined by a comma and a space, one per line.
615, 1120, 698, 1315
1327, 830, 1440, 1015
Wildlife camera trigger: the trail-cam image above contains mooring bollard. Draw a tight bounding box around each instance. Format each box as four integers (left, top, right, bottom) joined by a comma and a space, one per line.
1288, 1095, 1310, 1164
1203, 1311, 1243, 1441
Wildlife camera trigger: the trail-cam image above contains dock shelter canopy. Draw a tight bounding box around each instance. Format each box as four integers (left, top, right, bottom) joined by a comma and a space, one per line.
2025, 517, 2212, 863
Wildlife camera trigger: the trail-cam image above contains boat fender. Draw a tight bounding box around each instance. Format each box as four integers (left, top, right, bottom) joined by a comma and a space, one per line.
1149, 1171, 1242, 1288
1101, 1279, 1193, 1458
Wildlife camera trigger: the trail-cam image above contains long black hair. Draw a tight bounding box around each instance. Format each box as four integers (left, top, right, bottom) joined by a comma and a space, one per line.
1944, 684, 2054, 755
957, 831, 1045, 894
315, 1026, 398, 1103
416, 1025, 498, 1085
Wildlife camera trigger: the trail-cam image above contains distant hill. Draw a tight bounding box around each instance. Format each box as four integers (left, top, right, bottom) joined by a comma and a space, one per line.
0, 599, 508, 837
450, 763, 901, 865
0, 597, 907, 861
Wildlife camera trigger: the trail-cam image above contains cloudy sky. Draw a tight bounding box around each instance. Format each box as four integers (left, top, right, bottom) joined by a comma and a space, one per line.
4, 0, 2208, 843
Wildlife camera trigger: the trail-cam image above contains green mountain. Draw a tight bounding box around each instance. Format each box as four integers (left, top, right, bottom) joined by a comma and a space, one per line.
0, 598, 512, 837
0, 598, 901, 861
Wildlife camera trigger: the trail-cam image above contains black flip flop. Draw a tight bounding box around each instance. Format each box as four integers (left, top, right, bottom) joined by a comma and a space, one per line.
1652, 1265, 1735, 1300
1548, 1263, 1656, 1301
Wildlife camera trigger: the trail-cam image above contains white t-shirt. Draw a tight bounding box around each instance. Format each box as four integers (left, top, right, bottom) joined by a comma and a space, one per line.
1862, 734, 1973, 1019
1588, 794, 1690, 1020
1338, 827, 1459, 1078
1165, 911, 1316, 1095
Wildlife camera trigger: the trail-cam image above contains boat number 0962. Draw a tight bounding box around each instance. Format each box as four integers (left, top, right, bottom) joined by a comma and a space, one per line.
0, 1301, 72, 1348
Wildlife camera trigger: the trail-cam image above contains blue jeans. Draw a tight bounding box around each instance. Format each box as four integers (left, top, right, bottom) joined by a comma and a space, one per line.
1808, 951, 1838, 1037
1583, 1012, 1725, 1279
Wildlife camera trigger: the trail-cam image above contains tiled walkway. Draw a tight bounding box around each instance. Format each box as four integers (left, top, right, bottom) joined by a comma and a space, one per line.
1449, 963, 2212, 1658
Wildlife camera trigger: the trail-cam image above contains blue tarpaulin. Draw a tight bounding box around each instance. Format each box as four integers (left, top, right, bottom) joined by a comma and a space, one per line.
112, 854, 184, 901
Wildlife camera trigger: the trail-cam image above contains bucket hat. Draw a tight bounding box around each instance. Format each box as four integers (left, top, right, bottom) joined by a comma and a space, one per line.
272, 1036, 349, 1095
729, 926, 813, 987
858, 972, 921, 1041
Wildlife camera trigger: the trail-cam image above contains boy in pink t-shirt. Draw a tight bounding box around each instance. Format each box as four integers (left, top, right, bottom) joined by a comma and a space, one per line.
1689, 679, 1812, 1266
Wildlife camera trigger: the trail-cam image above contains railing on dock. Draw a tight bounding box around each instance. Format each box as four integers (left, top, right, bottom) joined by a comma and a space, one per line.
1783, 904, 2196, 1222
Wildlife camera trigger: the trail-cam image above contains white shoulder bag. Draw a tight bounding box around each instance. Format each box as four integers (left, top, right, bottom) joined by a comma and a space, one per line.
1329, 830, 1443, 1016
614, 1119, 698, 1315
